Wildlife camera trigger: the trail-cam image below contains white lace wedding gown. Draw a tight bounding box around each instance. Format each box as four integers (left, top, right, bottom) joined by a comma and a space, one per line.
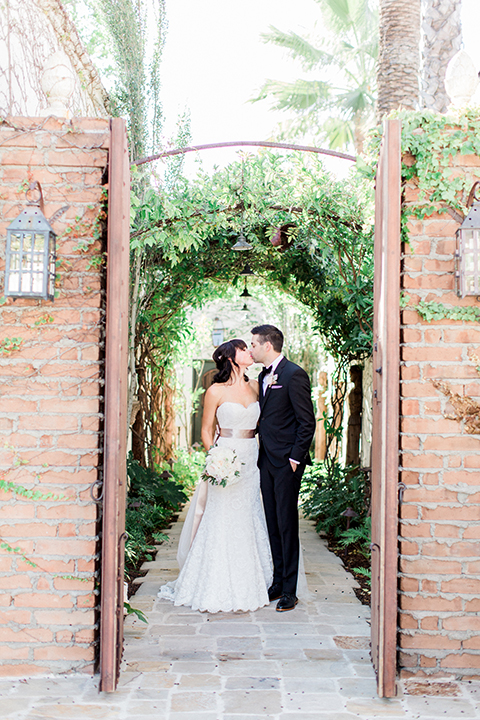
158, 401, 273, 613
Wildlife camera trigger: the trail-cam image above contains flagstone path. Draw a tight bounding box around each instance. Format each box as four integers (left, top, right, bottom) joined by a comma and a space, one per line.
1, 509, 480, 718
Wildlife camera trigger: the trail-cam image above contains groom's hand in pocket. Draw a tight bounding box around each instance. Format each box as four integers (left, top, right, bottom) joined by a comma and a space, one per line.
289, 459, 299, 472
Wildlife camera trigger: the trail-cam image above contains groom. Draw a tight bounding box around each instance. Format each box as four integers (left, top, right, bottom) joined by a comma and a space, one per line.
250, 324, 316, 612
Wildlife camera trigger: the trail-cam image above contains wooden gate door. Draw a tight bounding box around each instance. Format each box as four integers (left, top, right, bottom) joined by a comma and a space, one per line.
99, 118, 130, 692
371, 118, 401, 698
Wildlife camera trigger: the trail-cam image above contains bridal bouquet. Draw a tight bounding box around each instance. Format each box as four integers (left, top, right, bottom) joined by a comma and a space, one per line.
203, 446, 242, 488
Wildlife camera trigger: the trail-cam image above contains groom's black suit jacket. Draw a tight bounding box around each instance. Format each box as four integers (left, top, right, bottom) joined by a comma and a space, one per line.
258, 357, 316, 468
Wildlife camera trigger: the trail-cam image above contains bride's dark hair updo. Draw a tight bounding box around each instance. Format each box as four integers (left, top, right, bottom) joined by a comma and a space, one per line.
212, 339, 249, 384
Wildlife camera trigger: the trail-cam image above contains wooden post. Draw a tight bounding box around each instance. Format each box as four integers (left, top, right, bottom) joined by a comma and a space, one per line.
100, 118, 130, 693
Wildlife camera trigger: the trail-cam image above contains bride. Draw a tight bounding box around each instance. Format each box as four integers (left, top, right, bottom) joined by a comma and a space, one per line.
158, 338, 273, 613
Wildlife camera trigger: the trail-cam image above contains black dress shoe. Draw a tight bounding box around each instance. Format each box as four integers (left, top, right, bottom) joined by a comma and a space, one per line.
268, 583, 283, 602
276, 593, 298, 612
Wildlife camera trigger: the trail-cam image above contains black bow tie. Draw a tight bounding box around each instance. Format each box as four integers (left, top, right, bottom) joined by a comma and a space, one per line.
264, 365, 273, 375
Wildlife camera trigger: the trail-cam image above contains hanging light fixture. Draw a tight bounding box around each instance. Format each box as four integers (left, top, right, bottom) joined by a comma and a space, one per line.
240, 276, 252, 298
232, 227, 253, 252
232, 159, 253, 251
5, 182, 56, 300
241, 302, 249, 312
240, 264, 254, 276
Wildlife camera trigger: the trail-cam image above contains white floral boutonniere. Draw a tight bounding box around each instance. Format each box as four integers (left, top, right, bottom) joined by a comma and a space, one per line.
267, 373, 278, 388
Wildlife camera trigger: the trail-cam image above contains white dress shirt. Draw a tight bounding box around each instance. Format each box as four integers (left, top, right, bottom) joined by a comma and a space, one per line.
262, 354, 284, 395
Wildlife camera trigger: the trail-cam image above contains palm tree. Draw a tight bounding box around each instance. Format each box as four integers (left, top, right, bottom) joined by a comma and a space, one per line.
376, 0, 421, 121
422, 0, 462, 112
252, 0, 378, 154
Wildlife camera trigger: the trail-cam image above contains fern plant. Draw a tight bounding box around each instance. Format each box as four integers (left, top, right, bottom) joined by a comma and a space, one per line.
338, 515, 371, 556
301, 460, 370, 538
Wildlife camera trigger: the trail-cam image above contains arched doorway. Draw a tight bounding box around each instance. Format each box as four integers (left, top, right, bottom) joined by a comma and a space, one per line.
100, 122, 400, 697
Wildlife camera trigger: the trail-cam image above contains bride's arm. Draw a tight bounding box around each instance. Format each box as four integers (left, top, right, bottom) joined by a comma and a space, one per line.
201, 385, 221, 451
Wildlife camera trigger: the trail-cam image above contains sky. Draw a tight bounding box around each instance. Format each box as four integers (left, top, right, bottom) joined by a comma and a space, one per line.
159, 0, 480, 178
160, 0, 333, 175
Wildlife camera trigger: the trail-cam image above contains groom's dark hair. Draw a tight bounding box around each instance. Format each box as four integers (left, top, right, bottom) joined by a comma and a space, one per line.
251, 324, 284, 352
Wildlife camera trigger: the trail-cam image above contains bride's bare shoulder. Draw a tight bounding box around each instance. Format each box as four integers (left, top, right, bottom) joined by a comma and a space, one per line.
249, 379, 259, 398
205, 382, 223, 401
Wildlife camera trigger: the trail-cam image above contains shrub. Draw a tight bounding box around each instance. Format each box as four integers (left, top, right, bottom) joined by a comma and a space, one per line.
125, 453, 188, 569
127, 453, 188, 509
300, 461, 370, 538
301, 461, 372, 592
164, 448, 206, 491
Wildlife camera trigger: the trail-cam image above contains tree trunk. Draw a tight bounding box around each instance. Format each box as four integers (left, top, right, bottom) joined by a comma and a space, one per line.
315, 371, 328, 461
127, 248, 143, 438
376, 0, 422, 121
422, 0, 462, 112
131, 362, 147, 466
345, 365, 363, 467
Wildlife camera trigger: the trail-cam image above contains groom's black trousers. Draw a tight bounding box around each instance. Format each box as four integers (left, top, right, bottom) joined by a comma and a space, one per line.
259, 454, 305, 596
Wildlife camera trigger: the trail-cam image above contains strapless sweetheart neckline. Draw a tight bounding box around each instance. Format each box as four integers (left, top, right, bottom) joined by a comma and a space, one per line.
218, 400, 258, 410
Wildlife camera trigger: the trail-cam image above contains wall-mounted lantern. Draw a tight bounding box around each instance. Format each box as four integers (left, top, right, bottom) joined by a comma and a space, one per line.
5, 182, 56, 301
211, 317, 224, 347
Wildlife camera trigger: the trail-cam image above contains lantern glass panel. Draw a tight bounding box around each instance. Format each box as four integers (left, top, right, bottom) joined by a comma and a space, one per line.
21, 272, 30, 292
23, 233, 33, 251
466, 276, 475, 293
8, 273, 19, 292
11, 233, 21, 251
34, 233, 44, 251
48, 270, 55, 297
466, 253, 475, 272
32, 274, 43, 293
464, 229, 475, 250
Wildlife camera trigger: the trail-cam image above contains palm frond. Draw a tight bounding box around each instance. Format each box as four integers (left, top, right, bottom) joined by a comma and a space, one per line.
253, 79, 330, 111
322, 117, 354, 150
336, 86, 375, 115
322, 0, 377, 36
253, 0, 378, 151
261, 26, 334, 70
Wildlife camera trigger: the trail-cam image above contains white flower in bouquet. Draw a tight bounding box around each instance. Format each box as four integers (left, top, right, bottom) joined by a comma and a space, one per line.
203, 446, 242, 487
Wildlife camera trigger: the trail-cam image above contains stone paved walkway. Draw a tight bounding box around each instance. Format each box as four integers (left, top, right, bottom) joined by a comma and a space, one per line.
2, 510, 480, 719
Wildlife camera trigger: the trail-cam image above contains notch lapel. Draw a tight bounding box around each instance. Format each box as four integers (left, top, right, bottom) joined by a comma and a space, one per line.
258, 367, 267, 409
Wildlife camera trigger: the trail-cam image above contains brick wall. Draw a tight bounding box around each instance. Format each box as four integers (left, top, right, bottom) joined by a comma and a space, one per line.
399, 150, 480, 679
0, 117, 109, 675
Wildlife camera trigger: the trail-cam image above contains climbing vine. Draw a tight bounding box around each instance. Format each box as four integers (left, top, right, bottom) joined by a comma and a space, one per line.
399, 109, 480, 216
128, 152, 374, 465
0, 459, 91, 583
415, 300, 480, 323
367, 110, 480, 324
389, 110, 480, 436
